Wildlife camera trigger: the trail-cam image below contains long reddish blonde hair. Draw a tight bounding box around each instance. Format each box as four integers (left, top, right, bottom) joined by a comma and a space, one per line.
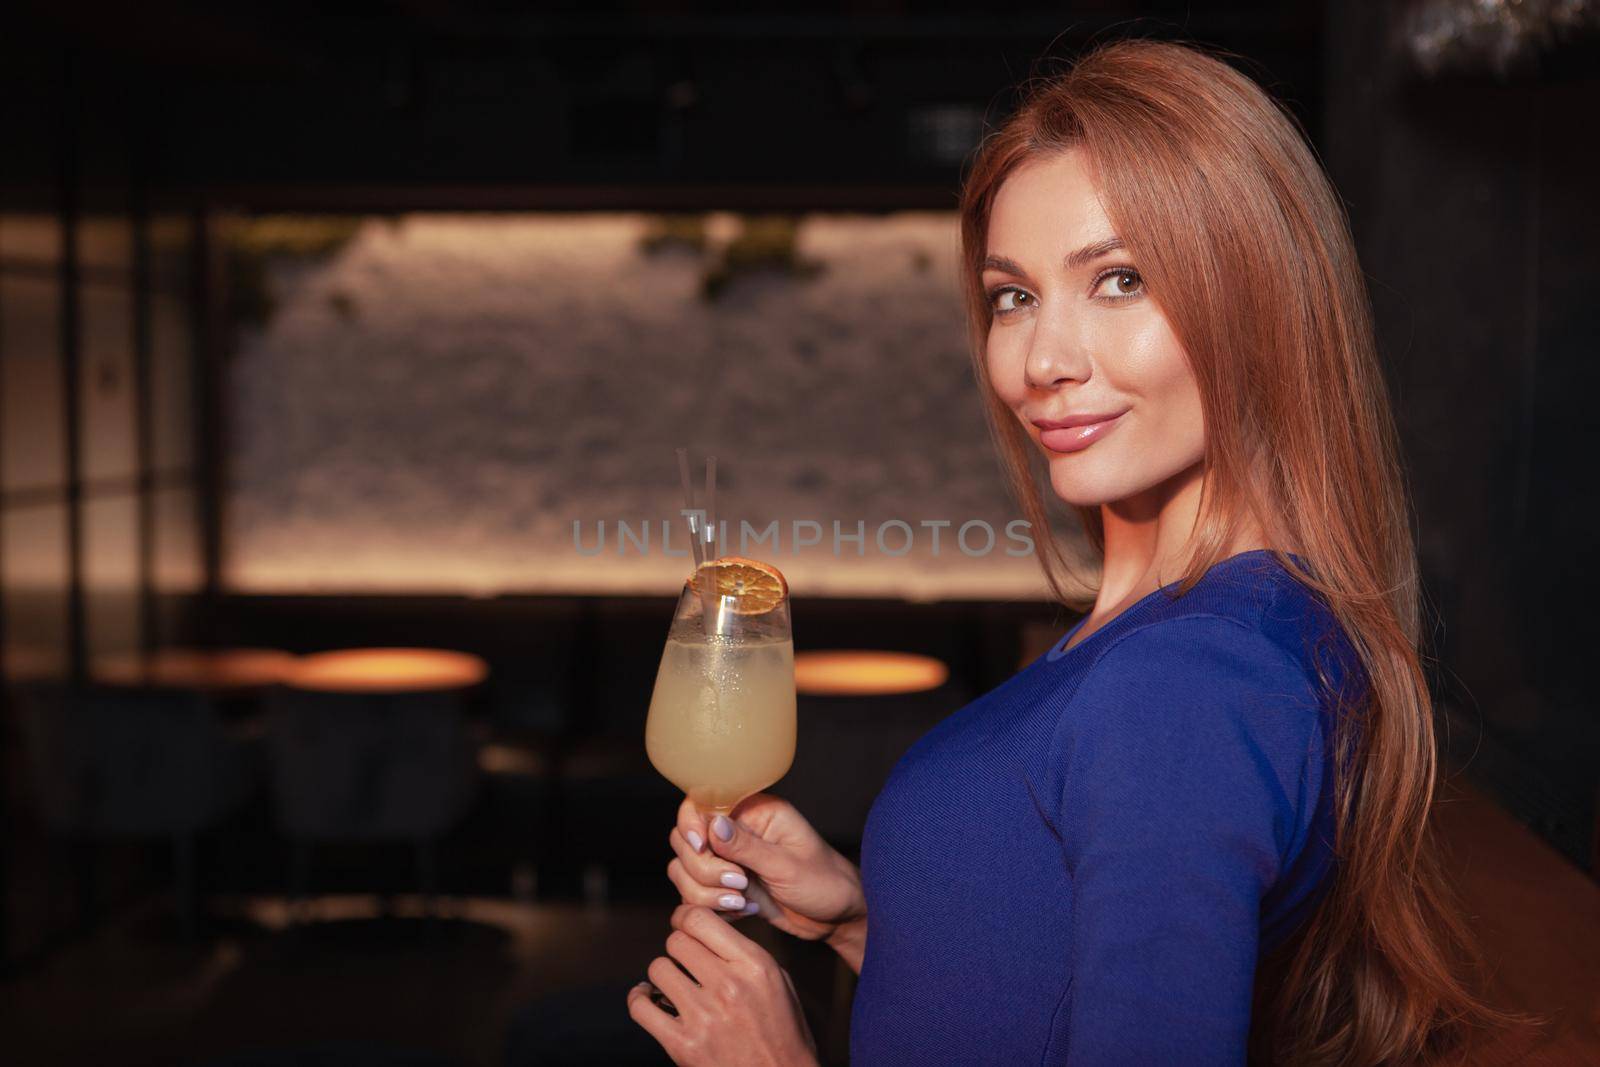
960, 39, 1515, 1065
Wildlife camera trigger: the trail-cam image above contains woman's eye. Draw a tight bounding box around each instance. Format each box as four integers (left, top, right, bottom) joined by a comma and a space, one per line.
991, 288, 1034, 314
1092, 269, 1144, 299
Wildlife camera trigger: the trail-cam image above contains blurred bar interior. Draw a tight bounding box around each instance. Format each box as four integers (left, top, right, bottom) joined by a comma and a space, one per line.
1, 2, 1597, 1065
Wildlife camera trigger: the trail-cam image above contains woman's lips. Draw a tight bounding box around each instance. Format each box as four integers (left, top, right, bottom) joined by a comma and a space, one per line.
1035, 411, 1127, 453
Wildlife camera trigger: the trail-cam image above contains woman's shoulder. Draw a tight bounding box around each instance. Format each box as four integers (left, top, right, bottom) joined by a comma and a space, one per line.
1089, 549, 1352, 691
1078, 613, 1317, 713
1026, 554, 1352, 848
1055, 552, 1357, 744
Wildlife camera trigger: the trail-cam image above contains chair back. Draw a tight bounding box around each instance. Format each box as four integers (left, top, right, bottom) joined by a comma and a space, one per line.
15, 683, 255, 836
267, 687, 478, 841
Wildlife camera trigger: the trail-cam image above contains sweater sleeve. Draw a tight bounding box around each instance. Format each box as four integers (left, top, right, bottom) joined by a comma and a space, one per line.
1053, 615, 1323, 1065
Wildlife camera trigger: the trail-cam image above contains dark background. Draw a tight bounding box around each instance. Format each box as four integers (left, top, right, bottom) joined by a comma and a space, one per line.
1, 3, 1596, 1065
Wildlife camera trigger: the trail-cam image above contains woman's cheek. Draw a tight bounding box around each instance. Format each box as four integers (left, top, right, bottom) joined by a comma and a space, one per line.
985, 333, 1022, 408
1092, 315, 1159, 383
1118, 322, 1206, 470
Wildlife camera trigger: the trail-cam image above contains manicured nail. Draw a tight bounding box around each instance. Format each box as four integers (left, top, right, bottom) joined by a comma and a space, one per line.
685, 830, 704, 853
741, 901, 760, 916
712, 815, 733, 841
719, 870, 748, 891
717, 893, 746, 910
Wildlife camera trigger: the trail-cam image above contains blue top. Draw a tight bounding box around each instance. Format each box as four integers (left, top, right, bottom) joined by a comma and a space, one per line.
850, 550, 1362, 1065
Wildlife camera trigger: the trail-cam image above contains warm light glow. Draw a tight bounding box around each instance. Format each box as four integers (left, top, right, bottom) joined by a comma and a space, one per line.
92, 648, 297, 690
286, 647, 488, 693
478, 742, 549, 776
225, 550, 1075, 602
793, 650, 948, 696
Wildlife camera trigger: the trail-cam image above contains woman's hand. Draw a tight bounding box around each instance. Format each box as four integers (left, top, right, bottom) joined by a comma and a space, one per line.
626, 904, 819, 1067
666, 793, 866, 946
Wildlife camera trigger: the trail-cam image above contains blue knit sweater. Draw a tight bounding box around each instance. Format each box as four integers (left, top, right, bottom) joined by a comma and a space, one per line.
850, 550, 1361, 1065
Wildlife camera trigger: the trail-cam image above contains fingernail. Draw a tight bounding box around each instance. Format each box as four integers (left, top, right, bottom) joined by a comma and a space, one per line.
712, 814, 733, 841
717, 893, 745, 910
719, 870, 748, 891
741, 901, 760, 916
685, 830, 704, 853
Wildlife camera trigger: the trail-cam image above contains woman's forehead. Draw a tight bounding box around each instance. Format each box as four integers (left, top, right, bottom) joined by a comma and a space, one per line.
987, 152, 1116, 264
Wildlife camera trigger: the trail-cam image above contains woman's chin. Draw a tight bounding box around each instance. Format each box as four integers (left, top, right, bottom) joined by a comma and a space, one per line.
1045, 463, 1125, 509
1045, 450, 1206, 512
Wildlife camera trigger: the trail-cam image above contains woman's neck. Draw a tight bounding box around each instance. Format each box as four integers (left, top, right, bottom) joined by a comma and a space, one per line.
1097, 461, 1207, 611
1067, 463, 1264, 648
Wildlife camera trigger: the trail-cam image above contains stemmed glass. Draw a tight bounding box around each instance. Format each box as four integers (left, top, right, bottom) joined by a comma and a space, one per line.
645, 558, 796, 818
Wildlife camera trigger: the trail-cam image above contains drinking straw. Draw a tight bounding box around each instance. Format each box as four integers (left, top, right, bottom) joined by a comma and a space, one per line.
700, 455, 721, 634
704, 455, 718, 563
675, 447, 702, 570
676, 447, 719, 636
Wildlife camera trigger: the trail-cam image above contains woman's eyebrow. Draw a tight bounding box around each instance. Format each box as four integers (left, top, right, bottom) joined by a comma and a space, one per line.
982, 237, 1126, 278
981, 253, 1027, 276
1063, 236, 1125, 271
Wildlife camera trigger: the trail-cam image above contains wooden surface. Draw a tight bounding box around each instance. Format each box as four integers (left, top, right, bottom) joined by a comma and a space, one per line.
1432, 777, 1600, 1064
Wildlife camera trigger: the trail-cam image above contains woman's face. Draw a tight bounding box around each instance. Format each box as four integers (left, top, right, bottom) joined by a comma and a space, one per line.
982, 148, 1206, 510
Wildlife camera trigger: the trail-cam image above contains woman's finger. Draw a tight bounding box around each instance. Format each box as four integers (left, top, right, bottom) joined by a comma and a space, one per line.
741, 877, 779, 916
667, 856, 748, 913
702, 812, 799, 886
625, 982, 681, 1050
665, 927, 724, 984
669, 827, 750, 895
676, 795, 709, 854
671, 903, 762, 965
646, 953, 700, 1010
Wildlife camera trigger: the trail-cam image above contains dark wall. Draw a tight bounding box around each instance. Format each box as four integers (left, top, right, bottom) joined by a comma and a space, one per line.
1325, 4, 1600, 868
8, 4, 1323, 204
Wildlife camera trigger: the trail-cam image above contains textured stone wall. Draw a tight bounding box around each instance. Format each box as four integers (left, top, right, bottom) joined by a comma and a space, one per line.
226, 213, 1078, 600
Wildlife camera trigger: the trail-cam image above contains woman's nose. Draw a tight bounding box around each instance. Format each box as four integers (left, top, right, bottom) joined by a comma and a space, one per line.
1023, 315, 1092, 390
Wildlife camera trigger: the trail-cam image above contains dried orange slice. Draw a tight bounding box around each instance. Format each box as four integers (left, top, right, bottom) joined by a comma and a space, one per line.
688, 556, 788, 614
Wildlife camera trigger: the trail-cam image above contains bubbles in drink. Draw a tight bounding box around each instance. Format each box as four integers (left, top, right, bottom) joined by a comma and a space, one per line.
645, 632, 797, 811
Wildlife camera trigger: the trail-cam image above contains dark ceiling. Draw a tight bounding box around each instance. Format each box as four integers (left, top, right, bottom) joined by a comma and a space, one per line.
3, 2, 1327, 209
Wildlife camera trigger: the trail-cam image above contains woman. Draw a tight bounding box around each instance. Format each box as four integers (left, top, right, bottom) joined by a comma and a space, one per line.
627, 39, 1503, 1065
